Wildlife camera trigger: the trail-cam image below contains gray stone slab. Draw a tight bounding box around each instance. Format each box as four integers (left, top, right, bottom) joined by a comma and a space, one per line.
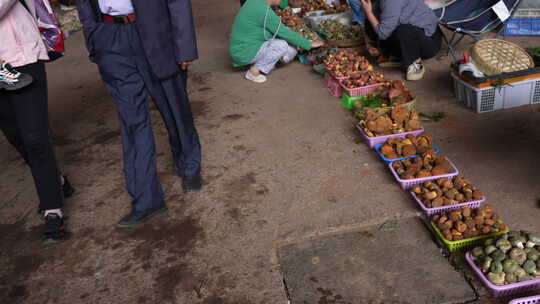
279, 217, 477, 304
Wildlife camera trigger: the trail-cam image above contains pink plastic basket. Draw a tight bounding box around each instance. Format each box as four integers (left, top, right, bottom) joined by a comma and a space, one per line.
340, 81, 384, 97
388, 157, 459, 190
466, 253, 540, 298
509, 296, 540, 304
355, 124, 424, 149
325, 69, 349, 81
324, 73, 342, 97
411, 192, 485, 217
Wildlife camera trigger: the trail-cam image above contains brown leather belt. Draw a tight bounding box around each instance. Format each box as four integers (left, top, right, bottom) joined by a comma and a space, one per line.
101, 13, 137, 24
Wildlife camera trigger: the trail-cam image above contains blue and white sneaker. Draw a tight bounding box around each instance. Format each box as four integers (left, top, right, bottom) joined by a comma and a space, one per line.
0, 62, 33, 91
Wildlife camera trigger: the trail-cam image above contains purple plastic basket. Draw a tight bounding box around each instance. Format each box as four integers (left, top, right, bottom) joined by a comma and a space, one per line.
509, 295, 540, 304
411, 192, 485, 217
355, 124, 424, 149
466, 252, 540, 298
388, 157, 459, 190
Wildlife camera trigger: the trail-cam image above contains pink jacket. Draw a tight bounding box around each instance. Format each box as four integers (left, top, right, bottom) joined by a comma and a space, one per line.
0, 0, 49, 67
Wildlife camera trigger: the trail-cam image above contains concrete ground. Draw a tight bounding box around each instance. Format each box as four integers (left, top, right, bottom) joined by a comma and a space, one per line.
1, 1, 540, 303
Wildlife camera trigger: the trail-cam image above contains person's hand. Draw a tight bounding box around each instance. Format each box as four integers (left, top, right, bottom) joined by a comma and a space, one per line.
179, 61, 192, 70
360, 0, 373, 13
311, 40, 325, 48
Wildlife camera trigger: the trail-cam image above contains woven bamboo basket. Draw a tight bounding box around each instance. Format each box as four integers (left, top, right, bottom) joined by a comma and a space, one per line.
470, 39, 534, 76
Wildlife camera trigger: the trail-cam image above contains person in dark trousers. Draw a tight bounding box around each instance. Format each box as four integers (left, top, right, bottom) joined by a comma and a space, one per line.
1, 0, 74, 245
361, 0, 442, 81
76, 0, 203, 228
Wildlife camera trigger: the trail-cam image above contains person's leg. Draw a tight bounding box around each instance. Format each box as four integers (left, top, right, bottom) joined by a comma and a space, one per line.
418, 27, 443, 61
126, 23, 202, 186
280, 44, 298, 64
94, 23, 164, 216
252, 39, 291, 74
390, 24, 424, 67
0, 61, 66, 244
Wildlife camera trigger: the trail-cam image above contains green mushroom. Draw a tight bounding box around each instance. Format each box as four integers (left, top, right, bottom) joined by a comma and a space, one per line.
518, 274, 533, 282
505, 273, 517, 284
526, 249, 539, 262
527, 233, 540, 244
485, 245, 497, 255
492, 249, 507, 262
503, 259, 519, 274
523, 260, 537, 274
496, 239, 513, 252
510, 248, 527, 265
510, 235, 527, 247
537, 259, 540, 269
481, 256, 493, 273
472, 246, 485, 258
484, 238, 495, 247
487, 272, 506, 286
490, 261, 503, 274
514, 267, 527, 279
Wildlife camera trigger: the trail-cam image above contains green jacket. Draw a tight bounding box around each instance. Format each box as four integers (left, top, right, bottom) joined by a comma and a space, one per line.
229, 0, 312, 67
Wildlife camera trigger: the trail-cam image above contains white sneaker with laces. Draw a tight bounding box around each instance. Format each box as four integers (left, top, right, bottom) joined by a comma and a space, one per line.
406, 61, 425, 81
245, 70, 267, 83
0, 63, 33, 91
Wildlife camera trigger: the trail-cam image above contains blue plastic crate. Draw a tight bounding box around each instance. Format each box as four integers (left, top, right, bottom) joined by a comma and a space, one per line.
374, 143, 440, 165
504, 18, 540, 36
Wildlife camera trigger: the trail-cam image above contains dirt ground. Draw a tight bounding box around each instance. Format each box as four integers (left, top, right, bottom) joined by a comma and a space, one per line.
1, 1, 540, 304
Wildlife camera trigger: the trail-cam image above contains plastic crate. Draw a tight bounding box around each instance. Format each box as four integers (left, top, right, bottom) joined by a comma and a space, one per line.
432, 222, 508, 252
340, 92, 359, 110
388, 157, 459, 190
451, 72, 540, 113
509, 296, 540, 304
355, 124, 424, 149
339, 80, 384, 97
411, 192, 485, 217
374, 143, 441, 165
324, 73, 342, 97
504, 18, 540, 36
466, 252, 540, 297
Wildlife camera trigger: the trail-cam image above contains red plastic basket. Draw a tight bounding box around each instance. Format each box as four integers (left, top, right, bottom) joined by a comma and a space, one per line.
509, 295, 540, 304
466, 252, 540, 298
339, 81, 384, 97
324, 73, 342, 97
388, 157, 459, 190
355, 124, 424, 149
411, 192, 485, 217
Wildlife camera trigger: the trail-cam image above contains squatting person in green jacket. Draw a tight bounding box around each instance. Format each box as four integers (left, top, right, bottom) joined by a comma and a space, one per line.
230, 0, 324, 83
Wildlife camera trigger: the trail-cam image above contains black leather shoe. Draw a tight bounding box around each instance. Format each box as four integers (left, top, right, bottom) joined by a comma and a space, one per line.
42, 213, 67, 246
182, 174, 203, 193
116, 204, 168, 228
62, 175, 75, 199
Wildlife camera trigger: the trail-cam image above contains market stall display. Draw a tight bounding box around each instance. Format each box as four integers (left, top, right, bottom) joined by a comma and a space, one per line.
340, 71, 384, 89
275, 7, 304, 27
467, 231, 540, 296
324, 50, 372, 78
431, 205, 507, 242
412, 176, 484, 208
391, 153, 456, 180
358, 106, 421, 137
317, 19, 363, 44
377, 133, 436, 160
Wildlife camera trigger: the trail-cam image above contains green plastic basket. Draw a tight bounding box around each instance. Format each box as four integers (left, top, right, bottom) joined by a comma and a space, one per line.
340, 92, 361, 110
430, 221, 509, 252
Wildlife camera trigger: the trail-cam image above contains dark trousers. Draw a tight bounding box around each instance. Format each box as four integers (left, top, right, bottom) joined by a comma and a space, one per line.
0, 61, 63, 211
92, 23, 202, 212
366, 23, 442, 67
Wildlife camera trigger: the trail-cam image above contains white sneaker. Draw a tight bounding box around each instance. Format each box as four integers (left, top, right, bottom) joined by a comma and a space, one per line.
406, 61, 425, 81
245, 70, 267, 83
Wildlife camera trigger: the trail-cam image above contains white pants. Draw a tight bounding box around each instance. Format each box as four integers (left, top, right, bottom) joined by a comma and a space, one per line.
251, 39, 297, 74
